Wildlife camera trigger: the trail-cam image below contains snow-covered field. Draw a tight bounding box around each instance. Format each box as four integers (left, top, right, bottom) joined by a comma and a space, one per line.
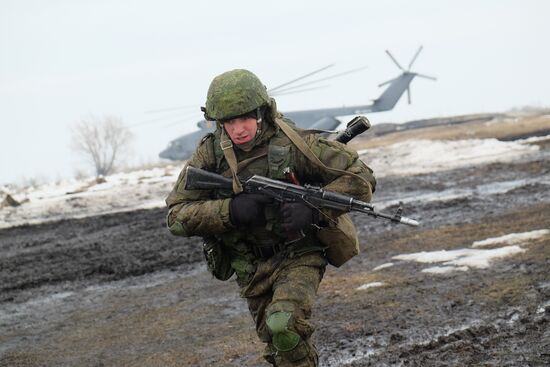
0, 136, 544, 229
361, 137, 540, 177
0, 166, 181, 229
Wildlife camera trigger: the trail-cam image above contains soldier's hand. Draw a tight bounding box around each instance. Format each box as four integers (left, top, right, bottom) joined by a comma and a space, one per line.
280, 202, 319, 232
229, 193, 272, 228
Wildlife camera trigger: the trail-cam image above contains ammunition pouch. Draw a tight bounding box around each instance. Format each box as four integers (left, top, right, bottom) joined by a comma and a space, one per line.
203, 237, 234, 281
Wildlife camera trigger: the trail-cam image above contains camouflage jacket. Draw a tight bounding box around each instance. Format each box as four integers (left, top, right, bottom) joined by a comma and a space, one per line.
166, 119, 375, 239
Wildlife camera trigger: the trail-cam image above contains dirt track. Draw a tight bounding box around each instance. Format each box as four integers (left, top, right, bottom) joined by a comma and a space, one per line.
1, 117, 549, 366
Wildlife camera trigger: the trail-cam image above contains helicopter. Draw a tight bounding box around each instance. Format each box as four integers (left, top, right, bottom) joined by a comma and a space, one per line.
158, 46, 436, 161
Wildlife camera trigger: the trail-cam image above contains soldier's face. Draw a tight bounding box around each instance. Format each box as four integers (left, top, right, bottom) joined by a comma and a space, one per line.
223, 117, 258, 145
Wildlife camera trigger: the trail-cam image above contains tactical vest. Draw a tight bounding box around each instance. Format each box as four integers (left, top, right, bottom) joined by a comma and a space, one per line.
213, 125, 294, 182
205, 119, 360, 269
210, 124, 321, 247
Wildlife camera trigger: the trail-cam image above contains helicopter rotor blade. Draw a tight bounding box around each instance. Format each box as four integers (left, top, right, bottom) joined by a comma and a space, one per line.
271, 65, 368, 95
408, 45, 423, 70
268, 64, 335, 93
416, 73, 437, 81
271, 85, 330, 96
385, 50, 405, 71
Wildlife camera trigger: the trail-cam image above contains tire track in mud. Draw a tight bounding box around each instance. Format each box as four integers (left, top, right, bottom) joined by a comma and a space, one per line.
345, 307, 550, 367
0, 207, 202, 302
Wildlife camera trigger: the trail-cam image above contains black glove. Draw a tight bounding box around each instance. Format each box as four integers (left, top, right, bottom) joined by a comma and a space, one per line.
280, 202, 319, 232
229, 193, 272, 228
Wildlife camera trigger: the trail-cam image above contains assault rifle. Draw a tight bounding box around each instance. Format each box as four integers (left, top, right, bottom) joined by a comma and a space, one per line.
184, 166, 419, 227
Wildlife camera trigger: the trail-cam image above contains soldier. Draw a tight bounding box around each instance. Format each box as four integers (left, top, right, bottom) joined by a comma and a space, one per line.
165, 69, 376, 366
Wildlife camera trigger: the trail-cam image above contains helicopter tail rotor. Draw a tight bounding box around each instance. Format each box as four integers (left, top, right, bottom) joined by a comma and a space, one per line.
381, 46, 436, 105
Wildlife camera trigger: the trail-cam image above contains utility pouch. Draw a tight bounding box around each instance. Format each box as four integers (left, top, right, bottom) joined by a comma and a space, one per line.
203, 237, 234, 281
316, 214, 359, 267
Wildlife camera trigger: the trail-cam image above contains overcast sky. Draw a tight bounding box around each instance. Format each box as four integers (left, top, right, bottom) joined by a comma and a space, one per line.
1, 0, 549, 185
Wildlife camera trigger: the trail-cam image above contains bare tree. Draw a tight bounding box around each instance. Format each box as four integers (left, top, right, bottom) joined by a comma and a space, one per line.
71, 115, 134, 177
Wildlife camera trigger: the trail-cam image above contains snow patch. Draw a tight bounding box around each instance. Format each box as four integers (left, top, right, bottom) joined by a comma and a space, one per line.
394, 246, 525, 270
0, 166, 182, 229
536, 300, 550, 314
356, 282, 384, 290
422, 266, 469, 274
373, 262, 394, 271
393, 228, 549, 274
519, 133, 550, 143
472, 229, 549, 248
359, 138, 539, 177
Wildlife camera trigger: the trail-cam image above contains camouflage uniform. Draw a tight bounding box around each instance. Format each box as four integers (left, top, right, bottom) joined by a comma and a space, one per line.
166, 70, 376, 366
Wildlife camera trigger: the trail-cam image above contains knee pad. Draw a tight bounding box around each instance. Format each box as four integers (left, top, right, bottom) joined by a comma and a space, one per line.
266, 311, 301, 352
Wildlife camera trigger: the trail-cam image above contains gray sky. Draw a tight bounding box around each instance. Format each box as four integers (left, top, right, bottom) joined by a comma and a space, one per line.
1, 0, 549, 185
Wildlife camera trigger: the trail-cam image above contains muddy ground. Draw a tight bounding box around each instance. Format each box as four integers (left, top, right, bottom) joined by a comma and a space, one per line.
1, 117, 549, 366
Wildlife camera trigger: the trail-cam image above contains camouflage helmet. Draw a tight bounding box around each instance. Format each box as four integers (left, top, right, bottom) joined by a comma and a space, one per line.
204, 69, 270, 121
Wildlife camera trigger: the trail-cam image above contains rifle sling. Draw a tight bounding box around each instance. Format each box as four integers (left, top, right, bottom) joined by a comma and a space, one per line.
220, 129, 243, 193
221, 116, 370, 194
221, 148, 268, 178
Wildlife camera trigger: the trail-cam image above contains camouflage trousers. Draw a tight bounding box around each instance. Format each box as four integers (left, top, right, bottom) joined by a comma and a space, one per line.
240, 251, 327, 367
